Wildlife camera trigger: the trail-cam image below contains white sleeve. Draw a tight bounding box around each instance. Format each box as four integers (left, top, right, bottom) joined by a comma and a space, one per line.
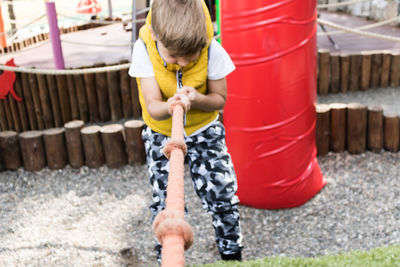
128, 39, 155, 78
207, 39, 236, 80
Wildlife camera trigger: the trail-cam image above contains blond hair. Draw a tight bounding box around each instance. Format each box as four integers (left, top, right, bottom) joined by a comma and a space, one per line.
151, 0, 207, 57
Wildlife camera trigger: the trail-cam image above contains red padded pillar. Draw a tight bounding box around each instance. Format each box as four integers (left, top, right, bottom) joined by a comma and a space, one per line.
221, 0, 326, 209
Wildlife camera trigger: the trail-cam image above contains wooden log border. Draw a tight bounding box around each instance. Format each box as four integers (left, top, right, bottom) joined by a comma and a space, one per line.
0, 101, 399, 172
0, 119, 146, 172
316, 103, 400, 156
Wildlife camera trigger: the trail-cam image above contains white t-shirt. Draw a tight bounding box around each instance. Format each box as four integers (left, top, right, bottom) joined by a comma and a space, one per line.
129, 39, 235, 80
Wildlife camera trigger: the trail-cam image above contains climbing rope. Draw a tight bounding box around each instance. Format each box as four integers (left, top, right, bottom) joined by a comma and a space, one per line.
317, 0, 371, 9
153, 103, 193, 267
317, 18, 400, 42
318, 15, 400, 36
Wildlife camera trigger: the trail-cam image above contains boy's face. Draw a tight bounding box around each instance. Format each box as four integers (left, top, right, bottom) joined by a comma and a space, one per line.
157, 41, 200, 67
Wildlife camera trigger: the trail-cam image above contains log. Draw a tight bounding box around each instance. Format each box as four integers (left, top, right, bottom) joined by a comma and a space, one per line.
55, 75, 72, 124
367, 105, 383, 152
83, 73, 100, 122
380, 51, 391, 88
81, 125, 104, 168
130, 78, 142, 118
64, 120, 85, 168
120, 66, 133, 118
318, 49, 330, 95
384, 112, 399, 153
46, 74, 63, 127
330, 53, 340, 94
370, 53, 382, 89
101, 124, 127, 168
19, 131, 46, 172
7, 93, 21, 132
340, 53, 350, 92
14, 73, 29, 131
28, 73, 45, 130
0, 101, 8, 131
349, 54, 361, 91
360, 52, 372, 91
316, 104, 330, 156
124, 120, 146, 165
390, 52, 400, 88
73, 74, 89, 122
3, 96, 14, 131
107, 70, 123, 121
37, 74, 54, 129
66, 74, 80, 120
94, 64, 111, 121
43, 128, 68, 170
347, 103, 367, 154
0, 131, 22, 170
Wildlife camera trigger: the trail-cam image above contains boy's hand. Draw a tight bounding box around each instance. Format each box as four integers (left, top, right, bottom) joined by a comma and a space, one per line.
167, 93, 191, 115
178, 86, 197, 102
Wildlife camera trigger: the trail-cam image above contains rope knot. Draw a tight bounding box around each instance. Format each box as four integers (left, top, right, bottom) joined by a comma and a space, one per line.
163, 139, 187, 159
153, 210, 194, 250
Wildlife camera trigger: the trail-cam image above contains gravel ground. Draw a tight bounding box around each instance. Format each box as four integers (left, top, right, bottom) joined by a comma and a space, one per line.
0, 151, 399, 267
0, 88, 399, 267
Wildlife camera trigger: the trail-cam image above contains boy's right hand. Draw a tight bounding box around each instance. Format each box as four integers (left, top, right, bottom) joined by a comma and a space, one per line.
167, 93, 191, 115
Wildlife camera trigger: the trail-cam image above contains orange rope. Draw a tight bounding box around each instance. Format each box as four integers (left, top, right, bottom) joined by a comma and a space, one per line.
153, 104, 194, 267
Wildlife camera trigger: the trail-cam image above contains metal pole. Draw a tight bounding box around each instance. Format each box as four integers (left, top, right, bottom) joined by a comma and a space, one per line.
107, 0, 113, 19
45, 1, 65, 69
131, 0, 136, 53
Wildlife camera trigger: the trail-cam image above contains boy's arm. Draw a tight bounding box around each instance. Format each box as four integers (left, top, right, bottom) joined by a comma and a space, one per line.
140, 77, 190, 120
180, 78, 227, 112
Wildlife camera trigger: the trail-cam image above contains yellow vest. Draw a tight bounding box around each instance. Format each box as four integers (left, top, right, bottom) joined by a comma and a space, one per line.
137, 1, 218, 137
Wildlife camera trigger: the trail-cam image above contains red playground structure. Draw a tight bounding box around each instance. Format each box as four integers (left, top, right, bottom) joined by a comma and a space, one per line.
221, 0, 326, 209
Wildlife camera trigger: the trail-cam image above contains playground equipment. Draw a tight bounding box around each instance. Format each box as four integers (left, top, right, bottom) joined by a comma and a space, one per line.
45, 1, 64, 69
221, 0, 326, 209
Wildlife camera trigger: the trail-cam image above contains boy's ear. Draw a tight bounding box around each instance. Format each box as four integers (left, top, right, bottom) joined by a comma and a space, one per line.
148, 25, 157, 41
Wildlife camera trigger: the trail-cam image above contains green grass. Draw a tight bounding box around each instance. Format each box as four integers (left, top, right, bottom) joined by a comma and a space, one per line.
193, 245, 400, 267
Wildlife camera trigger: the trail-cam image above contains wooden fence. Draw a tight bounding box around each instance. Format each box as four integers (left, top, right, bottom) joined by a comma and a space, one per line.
0, 65, 142, 132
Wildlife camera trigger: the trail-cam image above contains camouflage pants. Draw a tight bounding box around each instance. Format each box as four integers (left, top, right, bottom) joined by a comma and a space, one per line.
142, 121, 243, 260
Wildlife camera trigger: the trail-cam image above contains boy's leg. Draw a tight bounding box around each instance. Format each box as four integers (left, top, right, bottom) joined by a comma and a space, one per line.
186, 121, 243, 260
142, 126, 170, 263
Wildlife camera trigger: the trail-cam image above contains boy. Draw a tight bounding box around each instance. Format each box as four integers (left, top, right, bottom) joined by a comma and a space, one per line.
129, 0, 243, 263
